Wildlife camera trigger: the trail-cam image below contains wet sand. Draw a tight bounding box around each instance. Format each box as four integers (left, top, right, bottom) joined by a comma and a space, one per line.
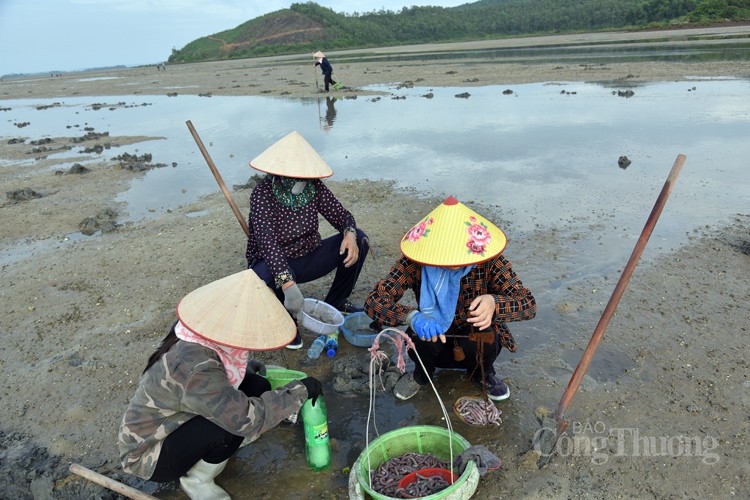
0, 25, 749, 499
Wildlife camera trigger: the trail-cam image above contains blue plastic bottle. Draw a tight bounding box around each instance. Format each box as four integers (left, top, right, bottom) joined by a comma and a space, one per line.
325, 331, 339, 357
307, 335, 327, 359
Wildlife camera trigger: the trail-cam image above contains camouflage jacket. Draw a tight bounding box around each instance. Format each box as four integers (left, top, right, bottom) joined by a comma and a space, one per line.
118, 340, 307, 479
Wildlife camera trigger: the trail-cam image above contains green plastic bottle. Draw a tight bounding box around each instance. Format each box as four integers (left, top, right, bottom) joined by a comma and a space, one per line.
301, 396, 331, 470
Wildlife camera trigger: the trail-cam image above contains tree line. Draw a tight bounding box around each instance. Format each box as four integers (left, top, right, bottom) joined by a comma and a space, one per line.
169, 0, 750, 63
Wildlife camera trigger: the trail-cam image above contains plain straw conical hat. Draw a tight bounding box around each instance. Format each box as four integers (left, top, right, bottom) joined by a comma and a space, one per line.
176, 269, 296, 350
249, 131, 333, 179
400, 196, 507, 267
313, 51, 325, 58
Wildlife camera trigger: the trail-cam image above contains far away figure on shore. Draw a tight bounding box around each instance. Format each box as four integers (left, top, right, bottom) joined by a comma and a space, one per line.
314, 51, 337, 92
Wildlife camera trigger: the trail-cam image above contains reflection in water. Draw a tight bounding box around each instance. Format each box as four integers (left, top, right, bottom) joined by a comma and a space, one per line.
1, 79, 748, 273
1, 80, 748, 256
322, 96, 338, 132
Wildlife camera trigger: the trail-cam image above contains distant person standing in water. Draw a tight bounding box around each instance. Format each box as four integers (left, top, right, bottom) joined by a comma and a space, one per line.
314, 51, 337, 92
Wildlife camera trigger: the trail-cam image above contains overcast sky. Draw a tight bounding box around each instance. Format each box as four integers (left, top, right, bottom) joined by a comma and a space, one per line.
0, 0, 468, 75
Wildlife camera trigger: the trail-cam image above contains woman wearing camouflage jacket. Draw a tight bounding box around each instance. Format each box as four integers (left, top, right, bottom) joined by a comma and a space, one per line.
118, 270, 323, 500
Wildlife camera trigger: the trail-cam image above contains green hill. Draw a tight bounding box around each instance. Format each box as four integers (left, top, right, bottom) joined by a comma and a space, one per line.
168, 0, 750, 64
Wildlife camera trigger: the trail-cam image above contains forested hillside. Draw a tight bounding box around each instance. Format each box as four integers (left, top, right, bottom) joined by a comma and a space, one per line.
168, 0, 750, 63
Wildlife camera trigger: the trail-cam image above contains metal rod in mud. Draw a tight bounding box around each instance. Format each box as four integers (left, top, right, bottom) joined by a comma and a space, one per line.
69, 463, 158, 500
554, 154, 687, 427
185, 120, 250, 237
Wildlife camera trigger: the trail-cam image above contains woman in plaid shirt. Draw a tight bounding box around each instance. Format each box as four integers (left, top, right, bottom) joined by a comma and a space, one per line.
365, 197, 536, 401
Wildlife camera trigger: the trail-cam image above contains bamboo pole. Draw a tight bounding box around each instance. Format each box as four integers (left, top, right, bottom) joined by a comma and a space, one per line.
554, 154, 687, 426
69, 464, 158, 500
186, 120, 250, 237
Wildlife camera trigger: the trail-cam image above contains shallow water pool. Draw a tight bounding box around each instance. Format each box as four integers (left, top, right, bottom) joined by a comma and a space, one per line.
1, 77, 748, 497
2, 77, 748, 351
2, 77, 747, 249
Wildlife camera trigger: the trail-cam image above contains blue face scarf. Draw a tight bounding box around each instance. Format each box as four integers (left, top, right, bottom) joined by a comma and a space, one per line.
419, 265, 475, 334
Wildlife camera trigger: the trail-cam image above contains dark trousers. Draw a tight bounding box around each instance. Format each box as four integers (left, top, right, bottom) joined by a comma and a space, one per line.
408, 326, 501, 384
149, 373, 271, 482
251, 229, 368, 310
324, 72, 336, 91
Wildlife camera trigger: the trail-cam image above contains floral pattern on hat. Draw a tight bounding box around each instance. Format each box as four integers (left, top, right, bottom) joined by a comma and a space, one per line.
404, 216, 434, 242
400, 196, 507, 267
466, 215, 491, 256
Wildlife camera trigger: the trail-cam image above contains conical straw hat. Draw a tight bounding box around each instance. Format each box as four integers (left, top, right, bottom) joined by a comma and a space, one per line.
176, 270, 296, 351
313, 51, 325, 58
400, 196, 507, 267
249, 131, 333, 179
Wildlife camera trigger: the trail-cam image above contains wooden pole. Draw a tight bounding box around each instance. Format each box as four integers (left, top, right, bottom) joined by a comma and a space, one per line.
313, 56, 319, 90
554, 154, 687, 425
69, 463, 158, 500
186, 120, 250, 237
317, 97, 323, 130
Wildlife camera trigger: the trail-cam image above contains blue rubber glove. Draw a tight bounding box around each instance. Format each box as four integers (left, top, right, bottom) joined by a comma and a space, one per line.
410, 312, 442, 341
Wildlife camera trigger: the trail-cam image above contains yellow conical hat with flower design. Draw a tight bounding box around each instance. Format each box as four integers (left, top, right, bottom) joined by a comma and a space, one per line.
400, 196, 507, 267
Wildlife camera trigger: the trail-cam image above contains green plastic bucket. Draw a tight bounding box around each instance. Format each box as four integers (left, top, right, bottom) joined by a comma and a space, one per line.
265, 368, 307, 390
351, 425, 479, 500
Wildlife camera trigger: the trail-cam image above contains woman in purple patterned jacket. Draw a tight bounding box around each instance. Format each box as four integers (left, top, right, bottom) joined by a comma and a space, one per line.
245, 131, 369, 349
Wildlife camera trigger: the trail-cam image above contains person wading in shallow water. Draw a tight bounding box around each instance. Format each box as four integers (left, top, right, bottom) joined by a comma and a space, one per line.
118, 269, 323, 499
365, 196, 536, 401
313, 51, 338, 92
244, 131, 369, 350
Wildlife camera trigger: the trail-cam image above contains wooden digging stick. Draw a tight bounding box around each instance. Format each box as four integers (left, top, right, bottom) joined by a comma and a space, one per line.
69, 464, 157, 500
553, 154, 687, 429
186, 120, 250, 237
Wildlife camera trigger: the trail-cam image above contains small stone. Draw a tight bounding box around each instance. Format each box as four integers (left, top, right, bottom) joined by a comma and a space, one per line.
534, 405, 550, 422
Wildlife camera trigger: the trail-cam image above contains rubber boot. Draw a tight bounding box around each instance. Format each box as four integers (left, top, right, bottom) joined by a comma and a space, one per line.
179, 459, 231, 500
